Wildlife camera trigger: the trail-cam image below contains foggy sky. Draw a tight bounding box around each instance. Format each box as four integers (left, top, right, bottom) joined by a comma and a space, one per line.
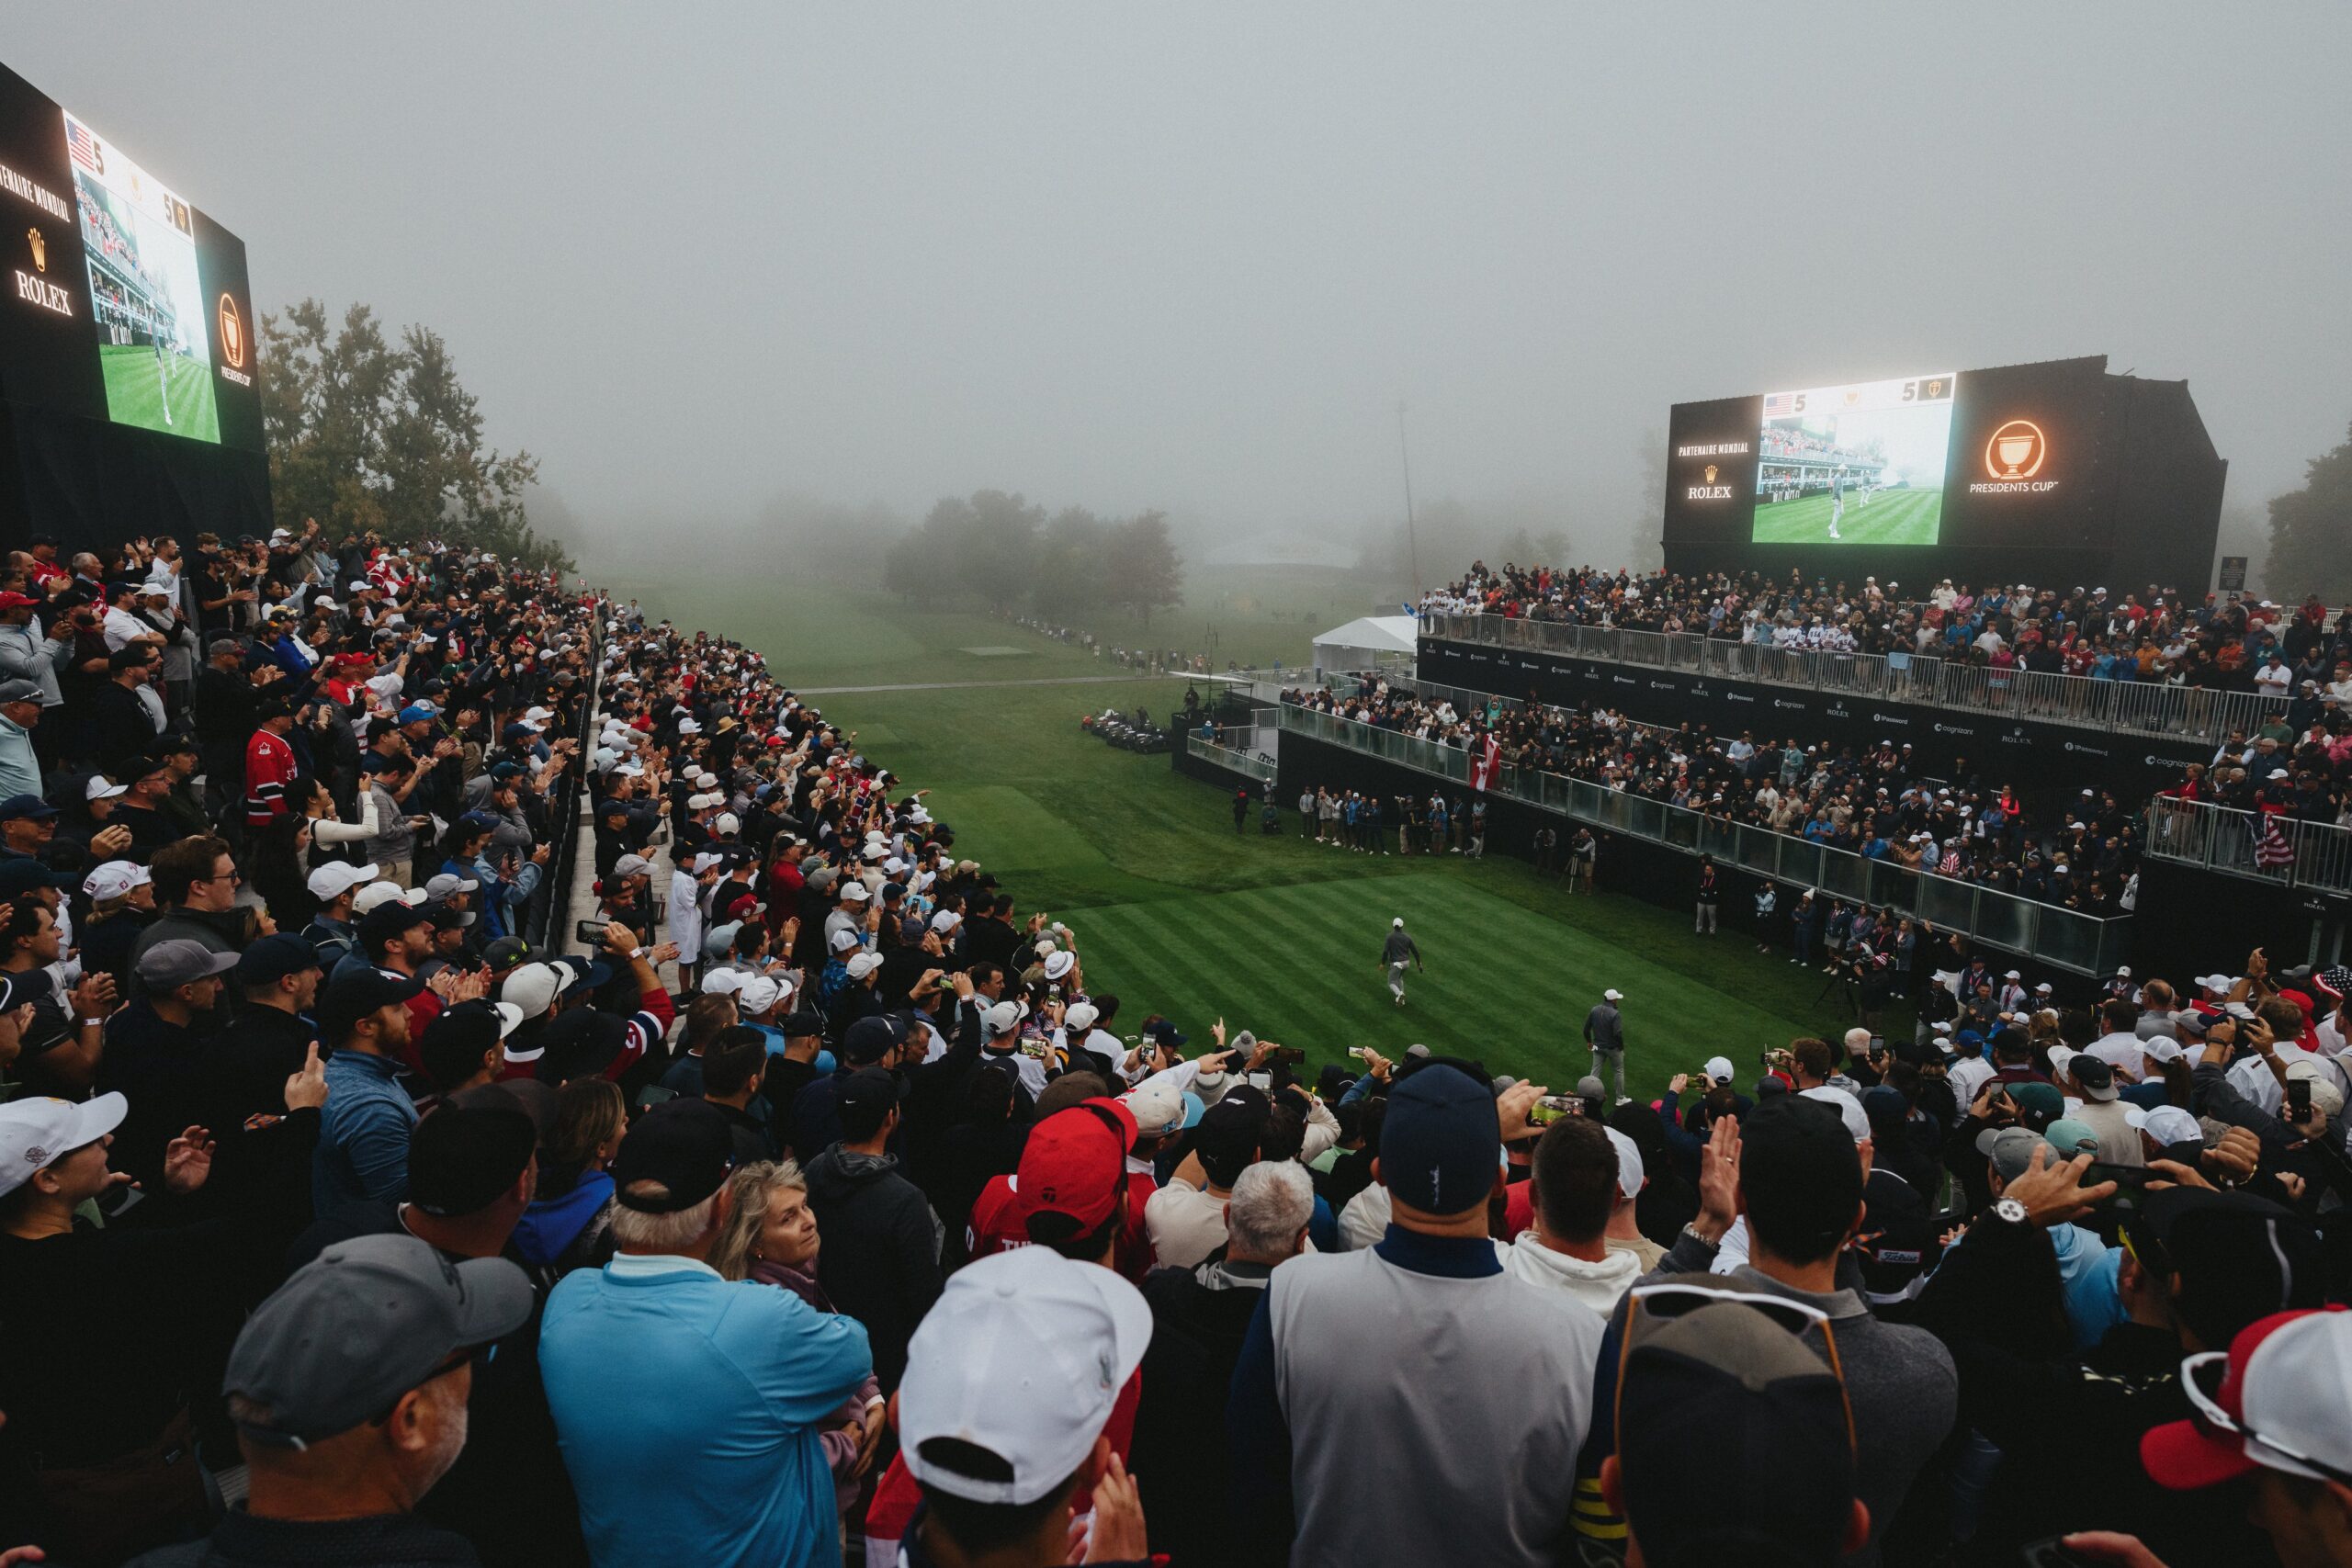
8, 5, 2346, 556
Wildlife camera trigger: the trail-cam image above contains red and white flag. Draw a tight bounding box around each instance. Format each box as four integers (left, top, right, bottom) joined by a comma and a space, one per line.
1470, 733, 1500, 793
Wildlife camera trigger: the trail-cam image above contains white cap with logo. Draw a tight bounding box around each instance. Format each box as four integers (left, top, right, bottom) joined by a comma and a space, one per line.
0, 1093, 127, 1198
898, 1247, 1152, 1505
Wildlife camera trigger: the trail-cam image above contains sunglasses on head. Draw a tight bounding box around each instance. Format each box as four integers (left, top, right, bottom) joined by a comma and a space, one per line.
1617, 1283, 1857, 1453
2179, 1349, 2352, 1488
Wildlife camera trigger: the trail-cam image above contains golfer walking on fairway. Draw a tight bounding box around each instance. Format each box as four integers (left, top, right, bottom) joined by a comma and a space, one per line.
1584, 987, 1628, 1104
1380, 916, 1424, 1008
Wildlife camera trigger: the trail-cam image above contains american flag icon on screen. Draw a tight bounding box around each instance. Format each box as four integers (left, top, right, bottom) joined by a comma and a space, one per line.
65, 118, 98, 172
1763, 392, 1797, 418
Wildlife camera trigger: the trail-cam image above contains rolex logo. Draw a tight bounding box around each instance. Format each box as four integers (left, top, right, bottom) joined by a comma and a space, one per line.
26, 228, 43, 272
1703, 464, 1717, 483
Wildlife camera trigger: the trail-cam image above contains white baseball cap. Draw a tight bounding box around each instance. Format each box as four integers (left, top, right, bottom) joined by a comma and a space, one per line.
1122, 1077, 1202, 1140
983, 1000, 1021, 1034
929, 910, 962, 934
840, 882, 869, 904
714, 812, 740, 837
1799, 1085, 1870, 1144
845, 952, 884, 980
85, 775, 126, 802
830, 929, 861, 953
2125, 1104, 2202, 1145
700, 968, 749, 997
1575, 1122, 1640, 1205
307, 861, 379, 901
82, 860, 151, 901
0, 1092, 127, 1199
1065, 1001, 1100, 1032
353, 881, 426, 915
738, 974, 785, 1014
1602, 988, 1623, 1002
500, 962, 565, 1019
1702, 1055, 1736, 1084
1392, 917, 1404, 929
899, 1247, 1152, 1505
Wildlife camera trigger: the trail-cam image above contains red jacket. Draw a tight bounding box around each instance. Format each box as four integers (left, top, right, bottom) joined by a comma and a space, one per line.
243, 728, 300, 825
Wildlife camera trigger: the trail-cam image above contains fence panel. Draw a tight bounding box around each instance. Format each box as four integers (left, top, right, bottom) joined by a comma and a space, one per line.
1416, 618, 2290, 742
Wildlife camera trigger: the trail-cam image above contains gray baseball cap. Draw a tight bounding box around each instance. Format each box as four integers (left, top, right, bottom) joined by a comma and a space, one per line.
0, 678, 43, 705
227, 1234, 533, 1448
1973, 1125, 2045, 1184
135, 938, 241, 991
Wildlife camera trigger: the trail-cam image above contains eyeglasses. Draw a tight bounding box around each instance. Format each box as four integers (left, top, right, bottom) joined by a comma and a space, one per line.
2180, 1349, 2352, 1487
1617, 1284, 1856, 1454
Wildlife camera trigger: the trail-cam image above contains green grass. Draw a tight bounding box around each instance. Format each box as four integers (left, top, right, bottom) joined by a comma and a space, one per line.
636, 575, 1898, 1096
99, 342, 220, 445
1749, 486, 1939, 547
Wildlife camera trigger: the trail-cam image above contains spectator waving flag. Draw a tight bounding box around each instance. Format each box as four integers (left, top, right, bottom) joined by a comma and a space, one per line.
2254, 808, 2297, 869
1470, 732, 1500, 793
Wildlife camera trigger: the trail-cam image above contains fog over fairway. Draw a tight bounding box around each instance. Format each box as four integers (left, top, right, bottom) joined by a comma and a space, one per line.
8, 5, 2343, 578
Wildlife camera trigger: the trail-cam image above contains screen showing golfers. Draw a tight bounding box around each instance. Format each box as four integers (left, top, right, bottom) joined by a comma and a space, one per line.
0, 62, 262, 451
65, 109, 221, 444
1749, 372, 1956, 547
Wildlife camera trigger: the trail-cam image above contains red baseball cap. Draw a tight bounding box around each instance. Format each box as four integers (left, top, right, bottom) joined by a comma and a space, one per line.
2143, 1308, 2352, 1489
1017, 1097, 1136, 1239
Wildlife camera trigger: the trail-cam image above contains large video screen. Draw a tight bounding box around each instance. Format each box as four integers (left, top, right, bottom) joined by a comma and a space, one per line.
1749, 372, 1955, 547
66, 110, 220, 444
0, 61, 260, 451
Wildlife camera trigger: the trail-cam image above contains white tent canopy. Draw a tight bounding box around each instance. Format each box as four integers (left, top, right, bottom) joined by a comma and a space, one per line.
1311, 615, 1419, 676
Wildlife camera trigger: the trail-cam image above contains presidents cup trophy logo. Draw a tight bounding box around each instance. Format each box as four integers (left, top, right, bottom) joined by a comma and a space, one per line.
1927, 378, 1945, 399
1703, 464, 1717, 483
1984, 419, 2047, 479
217, 295, 245, 368
26, 227, 43, 272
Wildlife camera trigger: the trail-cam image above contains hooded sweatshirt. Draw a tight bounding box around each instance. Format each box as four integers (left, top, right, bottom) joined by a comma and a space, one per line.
801, 1145, 944, 1393
1502, 1232, 1643, 1315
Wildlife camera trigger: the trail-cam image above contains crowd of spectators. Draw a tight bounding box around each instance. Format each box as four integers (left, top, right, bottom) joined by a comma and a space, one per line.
1419, 558, 2352, 700
1280, 677, 2142, 915
5, 527, 2349, 1568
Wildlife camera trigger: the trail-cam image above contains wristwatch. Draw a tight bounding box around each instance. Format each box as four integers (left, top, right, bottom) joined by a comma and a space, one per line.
1988, 1197, 2029, 1227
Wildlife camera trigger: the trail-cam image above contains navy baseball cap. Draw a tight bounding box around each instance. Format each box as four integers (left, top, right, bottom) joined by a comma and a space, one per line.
0, 857, 78, 895
235, 931, 323, 988
1380, 1063, 1499, 1217
0, 795, 56, 821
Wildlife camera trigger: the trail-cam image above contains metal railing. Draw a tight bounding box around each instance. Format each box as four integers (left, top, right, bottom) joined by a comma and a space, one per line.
537, 626, 605, 953
1278, 701, 2133, 974
1420, 611, 2290, 746
1187, 734, 1277, 784
2143, 795, 2352, 896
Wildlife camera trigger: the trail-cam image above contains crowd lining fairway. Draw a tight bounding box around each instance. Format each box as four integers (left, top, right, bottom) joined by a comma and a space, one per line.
619, 574, 1902, 1093
1748, 486, 1939, 547
99, 343, 220, 444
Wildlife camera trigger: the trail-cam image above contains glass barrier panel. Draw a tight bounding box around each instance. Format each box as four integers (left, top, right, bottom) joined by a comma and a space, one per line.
1974, 887, 2037, 959
1821, 852, 1867, 902
1917, 874, 1978, 934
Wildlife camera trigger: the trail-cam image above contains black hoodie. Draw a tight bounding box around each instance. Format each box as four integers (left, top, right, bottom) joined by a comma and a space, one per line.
800, 1144, 944, 1393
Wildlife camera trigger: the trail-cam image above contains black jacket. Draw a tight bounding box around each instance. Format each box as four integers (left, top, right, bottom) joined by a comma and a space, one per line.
801, 1144, 944, 1393
126, 1499, 482, 1567
1130, 1258, 1271, 1562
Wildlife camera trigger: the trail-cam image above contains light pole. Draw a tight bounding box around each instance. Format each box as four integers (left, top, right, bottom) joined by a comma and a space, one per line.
1396, 400, 1420, 603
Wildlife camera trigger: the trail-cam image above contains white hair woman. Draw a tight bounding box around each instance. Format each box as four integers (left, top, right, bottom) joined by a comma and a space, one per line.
710, 1160, 884, 1511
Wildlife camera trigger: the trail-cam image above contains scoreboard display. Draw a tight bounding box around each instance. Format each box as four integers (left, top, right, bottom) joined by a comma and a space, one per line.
0, 61, 262, 452
1662, 356, 2109, 553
